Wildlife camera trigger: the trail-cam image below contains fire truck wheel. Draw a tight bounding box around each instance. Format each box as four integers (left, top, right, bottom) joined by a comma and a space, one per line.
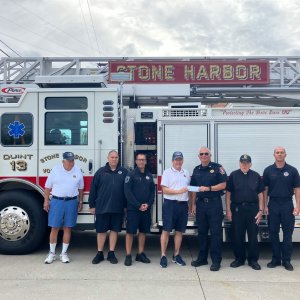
0, 190, 47, 254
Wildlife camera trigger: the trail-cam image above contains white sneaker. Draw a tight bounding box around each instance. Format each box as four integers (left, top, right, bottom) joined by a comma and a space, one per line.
60, 252, 70, 263
44, 252, 56, 264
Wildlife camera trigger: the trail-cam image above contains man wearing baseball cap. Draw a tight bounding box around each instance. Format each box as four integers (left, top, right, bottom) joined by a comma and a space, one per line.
159, 151, 190, 268
226, 154, 264, 270
43, 152, 84, 264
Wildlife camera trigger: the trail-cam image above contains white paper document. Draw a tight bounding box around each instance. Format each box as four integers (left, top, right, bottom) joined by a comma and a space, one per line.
188, 186, 199, 192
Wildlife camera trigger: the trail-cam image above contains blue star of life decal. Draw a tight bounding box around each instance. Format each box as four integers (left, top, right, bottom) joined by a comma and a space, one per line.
8, 121, 25, 139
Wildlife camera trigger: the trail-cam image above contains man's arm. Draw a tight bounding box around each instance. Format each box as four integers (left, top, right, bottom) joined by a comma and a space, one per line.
162, 186, 188, 195
255, 192, 264, 225
293, 187, 300, 216
124, 174, 140, 210
146, 177, 155, 208
77, 189, 84, 212
43, 187, 51, 213
190, 192, 196, 215
225, 191, 232, 221
263, 187, 269, 215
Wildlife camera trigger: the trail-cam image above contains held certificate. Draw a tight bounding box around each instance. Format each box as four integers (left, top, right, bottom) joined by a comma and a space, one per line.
188, 186, 199, 192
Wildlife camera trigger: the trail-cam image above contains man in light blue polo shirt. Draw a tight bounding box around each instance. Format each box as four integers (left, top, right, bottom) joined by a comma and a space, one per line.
160, 151, 190, 268
43, 152, 84, 264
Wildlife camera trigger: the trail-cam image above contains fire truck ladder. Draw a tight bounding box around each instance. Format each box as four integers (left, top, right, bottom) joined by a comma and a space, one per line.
2, 56, 300, 106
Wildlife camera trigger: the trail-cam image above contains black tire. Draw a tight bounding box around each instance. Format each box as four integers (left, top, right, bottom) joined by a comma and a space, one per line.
0, 190, 47, 254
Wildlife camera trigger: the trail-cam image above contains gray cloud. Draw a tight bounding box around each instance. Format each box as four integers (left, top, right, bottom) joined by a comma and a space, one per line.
1, 0, 300, 57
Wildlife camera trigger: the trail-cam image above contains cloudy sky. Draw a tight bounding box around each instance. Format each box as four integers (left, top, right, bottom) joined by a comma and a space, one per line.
1, 0, 300, 58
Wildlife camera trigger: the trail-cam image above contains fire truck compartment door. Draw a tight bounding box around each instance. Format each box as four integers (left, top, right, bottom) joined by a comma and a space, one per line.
162, 123, 209, 175
216, 122, 300, 175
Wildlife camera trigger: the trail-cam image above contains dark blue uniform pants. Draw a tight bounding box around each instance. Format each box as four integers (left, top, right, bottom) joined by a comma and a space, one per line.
268, 200, 295, 263
231, 203, 259, 263
196, 199, 223, 265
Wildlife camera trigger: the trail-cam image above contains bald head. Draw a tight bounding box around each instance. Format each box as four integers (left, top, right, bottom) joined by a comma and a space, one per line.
273, 146, 287, 165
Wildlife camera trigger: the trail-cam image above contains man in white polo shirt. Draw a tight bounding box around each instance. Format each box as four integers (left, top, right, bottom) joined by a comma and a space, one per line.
160, 151, 190, 268
43, 152, 84, 264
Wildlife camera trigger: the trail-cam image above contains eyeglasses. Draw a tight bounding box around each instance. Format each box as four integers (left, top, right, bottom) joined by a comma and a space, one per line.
136, 159, 146, 161
199, 153, 209, 156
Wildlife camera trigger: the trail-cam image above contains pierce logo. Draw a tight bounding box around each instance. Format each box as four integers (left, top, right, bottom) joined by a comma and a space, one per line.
1, 87, 26, 94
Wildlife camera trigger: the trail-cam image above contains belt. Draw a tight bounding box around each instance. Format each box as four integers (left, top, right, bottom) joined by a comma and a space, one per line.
198, 197, 220, 203
233, 202, 257, 206
52, 195, 77, 201
164, 198, 188, 204
270, 197, 292, 202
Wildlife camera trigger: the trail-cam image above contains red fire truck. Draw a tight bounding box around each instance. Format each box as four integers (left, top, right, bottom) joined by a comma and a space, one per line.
1, 56, 300, 254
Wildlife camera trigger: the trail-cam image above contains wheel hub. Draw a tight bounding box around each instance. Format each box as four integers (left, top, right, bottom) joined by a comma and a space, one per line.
0, 206, 30, 241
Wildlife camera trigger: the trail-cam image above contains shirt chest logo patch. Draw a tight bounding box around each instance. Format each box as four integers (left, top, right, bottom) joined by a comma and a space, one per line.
73, 175, 76, 178
284, 172, 289, 177
146, 176, 150, 180
210, 169, 214, 173
118, 171, 123, 174
125, 176, 130, 183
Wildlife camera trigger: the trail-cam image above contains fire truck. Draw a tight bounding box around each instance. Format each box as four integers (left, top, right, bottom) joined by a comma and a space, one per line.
1, 56, 300, 254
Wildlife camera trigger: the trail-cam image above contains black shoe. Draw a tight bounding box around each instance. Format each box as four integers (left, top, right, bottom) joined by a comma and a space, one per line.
92, 251, 104, 264
136, 252, 151, 263
124, 255, 132, 266
248, 261, 261, 270
282, 261, 294, 271
230, 260, 245, 268
267, 260, 281, 268
210, 263, 221, 271
191, 259, 208, 267
107, 251, 118, 264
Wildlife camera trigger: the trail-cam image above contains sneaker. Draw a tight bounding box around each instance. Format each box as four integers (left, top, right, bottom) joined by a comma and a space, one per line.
136, 252, 151, 263
124, 255, 132, 266
107, 251, 118, 264
44, 252, 56, 264
60, 252, 70, 263
92, 252, 104, 264
172, 254, 186, 266
160, 255, 168, 268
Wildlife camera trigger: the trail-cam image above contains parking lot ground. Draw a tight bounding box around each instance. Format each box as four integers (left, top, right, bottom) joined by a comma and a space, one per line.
1, 232, 300, 300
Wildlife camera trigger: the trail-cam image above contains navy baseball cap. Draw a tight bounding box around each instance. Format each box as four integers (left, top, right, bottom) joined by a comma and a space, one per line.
172, 151, 184, 160
240, 154, 251, 163
63, 152, 75, 161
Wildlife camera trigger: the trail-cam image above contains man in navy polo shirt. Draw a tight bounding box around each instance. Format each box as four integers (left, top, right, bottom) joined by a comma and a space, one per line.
263, 146, 300, 271
89, 150, 128, 265
124, 153, 155, 266
43, 151, 84, 264
190, 147, 227, 271
159, 151, 190, 268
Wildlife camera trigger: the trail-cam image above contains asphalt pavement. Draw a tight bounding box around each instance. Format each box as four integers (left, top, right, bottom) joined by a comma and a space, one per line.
1, 232, 300, 300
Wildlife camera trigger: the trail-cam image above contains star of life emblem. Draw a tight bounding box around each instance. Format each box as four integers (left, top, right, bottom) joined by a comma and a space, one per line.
8, 121, 25, 139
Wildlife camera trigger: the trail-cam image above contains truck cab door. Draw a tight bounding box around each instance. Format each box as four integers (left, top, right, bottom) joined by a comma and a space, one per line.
38, 91, 95, 189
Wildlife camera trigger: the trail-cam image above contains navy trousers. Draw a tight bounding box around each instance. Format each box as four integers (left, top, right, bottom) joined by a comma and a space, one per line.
196, 198, 223, 265
268, 200, 295, 263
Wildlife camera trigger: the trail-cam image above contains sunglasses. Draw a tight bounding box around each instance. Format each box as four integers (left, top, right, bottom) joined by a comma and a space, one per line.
199, 153, 209, 156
